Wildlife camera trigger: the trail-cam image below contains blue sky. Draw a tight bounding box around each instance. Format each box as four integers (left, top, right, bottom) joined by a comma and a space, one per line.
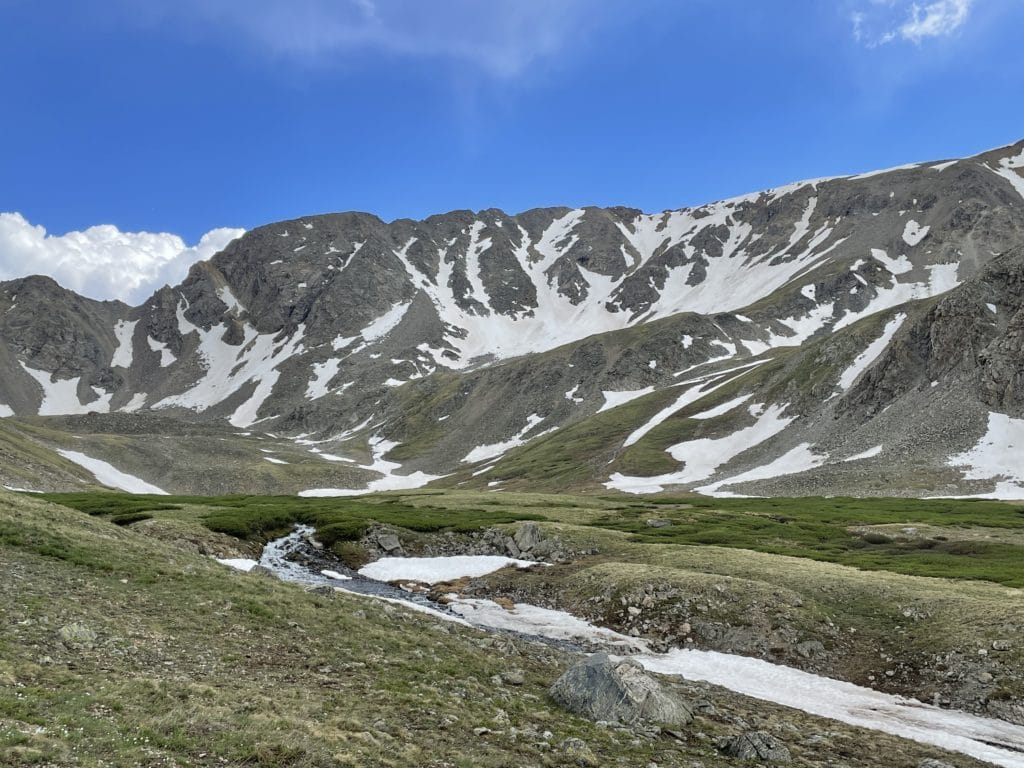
1, 0, 1022, 301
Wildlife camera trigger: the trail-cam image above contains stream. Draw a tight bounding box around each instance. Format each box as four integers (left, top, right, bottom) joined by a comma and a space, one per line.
226, 525, 1024, 768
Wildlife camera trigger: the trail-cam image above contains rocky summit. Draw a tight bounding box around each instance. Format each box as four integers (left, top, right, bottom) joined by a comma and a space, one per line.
1, 141, 1023, 498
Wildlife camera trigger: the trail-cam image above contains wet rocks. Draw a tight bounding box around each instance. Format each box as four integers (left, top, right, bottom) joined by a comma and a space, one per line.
549, 652, 693, 727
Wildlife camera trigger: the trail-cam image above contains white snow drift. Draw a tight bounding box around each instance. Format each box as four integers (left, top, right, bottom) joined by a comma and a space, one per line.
358, 555, 540, 584
57, 449, 168, 495
946, 411, 1024, 499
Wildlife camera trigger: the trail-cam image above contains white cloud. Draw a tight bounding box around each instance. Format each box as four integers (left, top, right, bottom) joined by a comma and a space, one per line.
0, 212, 243, 304
850, 0, 974, 45
899, 0, 972, 42
128, 0, 591, 79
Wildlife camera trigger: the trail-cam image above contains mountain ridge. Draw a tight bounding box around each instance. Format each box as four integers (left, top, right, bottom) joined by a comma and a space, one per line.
1, 140, 1023, 498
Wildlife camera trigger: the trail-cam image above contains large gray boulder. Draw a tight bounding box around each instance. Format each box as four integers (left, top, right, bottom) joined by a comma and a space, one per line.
513, 522, 544, 553
549, 652, 693, 726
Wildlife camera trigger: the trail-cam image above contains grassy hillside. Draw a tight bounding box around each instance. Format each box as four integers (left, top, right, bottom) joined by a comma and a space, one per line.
43, 489, 1024, 586
2, 489, 1015, 766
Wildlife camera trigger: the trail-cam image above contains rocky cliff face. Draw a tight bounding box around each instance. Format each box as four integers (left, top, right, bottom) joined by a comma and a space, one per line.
1, 141, 1023, 497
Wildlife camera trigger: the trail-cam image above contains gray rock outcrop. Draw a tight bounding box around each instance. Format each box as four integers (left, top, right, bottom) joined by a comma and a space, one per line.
549, 652, 693, 726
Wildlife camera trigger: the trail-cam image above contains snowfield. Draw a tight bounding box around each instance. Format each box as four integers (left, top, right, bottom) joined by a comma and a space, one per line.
358, 555, 541, 584
56, 449, 168, 495
945, 412, 1024, 500
299, 434, 443, 497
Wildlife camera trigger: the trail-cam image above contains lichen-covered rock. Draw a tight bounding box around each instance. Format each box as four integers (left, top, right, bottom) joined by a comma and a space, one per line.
549, 652, 693, 726
720, 731, 791, 762
559, 737, 599, 767
57, 623, 97, 650
513, 522, 544, 553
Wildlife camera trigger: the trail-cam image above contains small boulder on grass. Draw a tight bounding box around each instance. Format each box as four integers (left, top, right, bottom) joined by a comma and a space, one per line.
560, 737, 599, 766
249, 565, 278, 579
57, 623, 97, 650
720, 731, 791, 763
550, 652, 693, 727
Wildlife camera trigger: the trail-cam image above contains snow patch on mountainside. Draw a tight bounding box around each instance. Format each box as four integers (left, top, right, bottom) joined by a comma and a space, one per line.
870, 248, 912, 275
902, 220, 930, 247
698, 443, 828, 497
987, 148, 1024, 201
691, 394, 753, 420
833, 262, 958, 331
665, 403, 793, 477
57, 449, 168, 494
844, 445, 883, 462
361, 302, 410, 342
120, 393, 148, 413
153, 299, 306, 427
20, 363, 112, 415
774, 301, 837, 347
147, 336, 176, 367
462, 413, 554, 464
946, 412, 1024, 499
0, 403, 13, 417
837, 313, 906, 391
299, 434, 441, 497
111, 319, 137, 368
607, 402, 795, 494
623, 362, 770, 449
598, 387, 655, 413
306, 359, 342, 399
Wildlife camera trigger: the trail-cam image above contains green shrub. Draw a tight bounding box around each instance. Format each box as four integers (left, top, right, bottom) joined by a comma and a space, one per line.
110, 513, 154, 526
861, 532, 892, 545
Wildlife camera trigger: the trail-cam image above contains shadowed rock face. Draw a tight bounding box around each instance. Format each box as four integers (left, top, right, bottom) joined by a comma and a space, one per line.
1, 141, 1023, 497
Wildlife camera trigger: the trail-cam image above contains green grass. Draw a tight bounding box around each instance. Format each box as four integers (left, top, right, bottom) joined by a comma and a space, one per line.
36, 489, 1024, 587
39, 491, 546, 551
588, 495, 1024, 587
3, 489, 1018, 767
1, 491, 685, 768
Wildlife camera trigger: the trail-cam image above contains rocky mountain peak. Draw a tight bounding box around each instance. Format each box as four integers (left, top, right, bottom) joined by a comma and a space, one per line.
2, 141, 1024, 498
